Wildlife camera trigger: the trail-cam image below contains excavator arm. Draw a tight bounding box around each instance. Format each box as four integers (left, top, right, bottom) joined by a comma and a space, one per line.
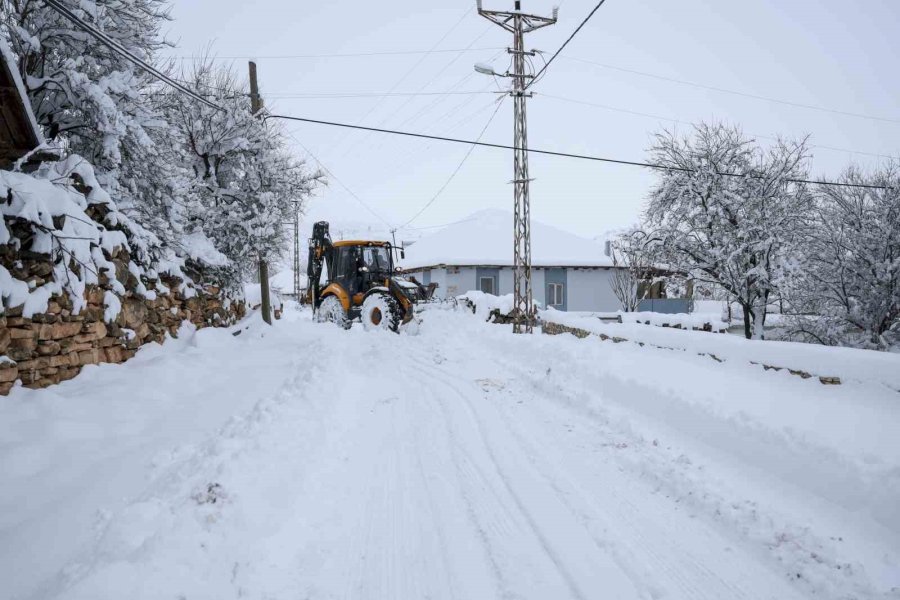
307, 221, 333, 307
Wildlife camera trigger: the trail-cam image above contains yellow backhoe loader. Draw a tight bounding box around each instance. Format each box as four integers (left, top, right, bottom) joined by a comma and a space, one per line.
307, 221, 435, 331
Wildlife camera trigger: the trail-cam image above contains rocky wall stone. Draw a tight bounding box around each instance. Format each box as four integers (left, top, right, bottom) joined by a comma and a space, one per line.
540, 320, 592, 338
0, 282, 244, 395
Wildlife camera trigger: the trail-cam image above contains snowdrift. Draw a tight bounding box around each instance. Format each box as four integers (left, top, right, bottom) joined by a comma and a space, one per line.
541, 309, 900, 390
619, 310, 730, 332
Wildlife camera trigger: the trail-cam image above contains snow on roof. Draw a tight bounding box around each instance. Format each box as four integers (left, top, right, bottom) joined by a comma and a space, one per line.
401, 209, 615, 270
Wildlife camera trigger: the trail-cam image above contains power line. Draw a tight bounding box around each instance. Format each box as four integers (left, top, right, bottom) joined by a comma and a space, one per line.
401, 96, 507, 228
265, 90, 498, 99
150, 86, 498, 102
353, 39, 501, 161
378, 85, 501, 174
337, 20, 495, 163
366, 23, 495, 130
384, 48, 506, 144
540, 93, 899, 160
44, 0, 222, 112
526, 0, 608, 91
326, 7, 473, 159
283, 130, 394, 228
265, 113, 894, 190
401, 217, 479, 232
167, 47, 505, 61
561, 56, 900, 126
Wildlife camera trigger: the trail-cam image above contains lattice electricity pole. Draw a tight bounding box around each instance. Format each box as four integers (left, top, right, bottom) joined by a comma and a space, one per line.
477, 1, 556, 334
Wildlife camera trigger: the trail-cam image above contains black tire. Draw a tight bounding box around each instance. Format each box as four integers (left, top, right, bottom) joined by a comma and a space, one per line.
315, 295, 350, 329
361, 293, 400, 332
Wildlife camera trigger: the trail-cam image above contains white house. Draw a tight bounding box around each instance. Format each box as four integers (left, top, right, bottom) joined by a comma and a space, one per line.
401, 209, 624, 312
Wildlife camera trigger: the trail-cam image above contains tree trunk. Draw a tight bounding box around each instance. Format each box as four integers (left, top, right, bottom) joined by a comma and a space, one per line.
259, 258, 272, 325
753, 309, 767, 340
742, 304, 752, 340
752, 293, 769, 340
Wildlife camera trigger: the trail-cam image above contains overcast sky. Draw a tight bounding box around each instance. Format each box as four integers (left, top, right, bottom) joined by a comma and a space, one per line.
163, 0, 900, 241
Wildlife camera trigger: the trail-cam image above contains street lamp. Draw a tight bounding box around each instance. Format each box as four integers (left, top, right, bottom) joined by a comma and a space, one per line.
474, 62, 501, 77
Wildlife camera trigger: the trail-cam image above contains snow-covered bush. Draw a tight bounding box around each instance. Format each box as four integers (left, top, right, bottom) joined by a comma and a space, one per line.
784, 164, 900, 350
0, 155, 221, 316
608, 228, 655, 312
643, 124, 812, 340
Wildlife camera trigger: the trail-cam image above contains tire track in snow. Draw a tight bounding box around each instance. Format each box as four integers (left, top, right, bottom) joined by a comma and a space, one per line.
408, 341, 590, 598
484, 341, 875, 600
336, 341, 491, 599
405, 352, 643, 600
409, 398, 461, 600
475, 374, 761, 600
408, 344, 826, 600
422, 369, 515, 599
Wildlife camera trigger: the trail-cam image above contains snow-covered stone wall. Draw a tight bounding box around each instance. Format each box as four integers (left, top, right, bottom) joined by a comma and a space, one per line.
0, 160, 244, 394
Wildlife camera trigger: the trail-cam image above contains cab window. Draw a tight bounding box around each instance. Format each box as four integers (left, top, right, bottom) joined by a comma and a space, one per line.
362, 246, 391, 272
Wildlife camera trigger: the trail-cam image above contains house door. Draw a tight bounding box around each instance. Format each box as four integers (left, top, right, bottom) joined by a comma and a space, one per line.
476, 267, 500, 295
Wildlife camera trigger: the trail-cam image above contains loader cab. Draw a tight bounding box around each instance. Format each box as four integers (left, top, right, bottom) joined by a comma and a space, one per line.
331, 241, 394, 295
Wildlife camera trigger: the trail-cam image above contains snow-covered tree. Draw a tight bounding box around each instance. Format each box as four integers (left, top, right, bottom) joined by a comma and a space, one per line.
608, 228, 655, 312
0, 0, 186, 241
165, 60, 322, 277
785, 164, 900, 349
643, 124, 812, 339
2, 5, 323, 283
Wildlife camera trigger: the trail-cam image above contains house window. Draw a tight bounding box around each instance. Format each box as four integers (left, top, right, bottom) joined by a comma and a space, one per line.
479, 276, 495, 295
548, 282, 564, 307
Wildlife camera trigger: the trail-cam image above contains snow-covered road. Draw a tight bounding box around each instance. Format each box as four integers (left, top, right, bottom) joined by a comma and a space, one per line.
2, 306, 898, 599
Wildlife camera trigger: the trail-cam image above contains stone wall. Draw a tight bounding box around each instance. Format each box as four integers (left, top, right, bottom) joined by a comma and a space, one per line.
540, 317, 841, 385
0, 279, 243, 394
1, 201, 244, 395
1, 158, 248, 395
540, 320, 593, 338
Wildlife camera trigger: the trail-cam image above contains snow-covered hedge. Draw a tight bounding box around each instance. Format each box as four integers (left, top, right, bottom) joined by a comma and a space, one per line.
1, 157, 233, 318
0, 158, 246, 392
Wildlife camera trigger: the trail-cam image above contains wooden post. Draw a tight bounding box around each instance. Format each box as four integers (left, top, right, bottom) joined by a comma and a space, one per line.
249, 61, 272, 325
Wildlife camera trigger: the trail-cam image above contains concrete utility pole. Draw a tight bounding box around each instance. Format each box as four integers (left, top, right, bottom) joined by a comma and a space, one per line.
477, 1, 556, 334
248, 60, 272, 324
292, 200, 301, 300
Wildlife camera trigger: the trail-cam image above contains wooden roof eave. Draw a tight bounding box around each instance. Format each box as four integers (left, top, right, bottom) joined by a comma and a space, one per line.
0, 39, 43, 168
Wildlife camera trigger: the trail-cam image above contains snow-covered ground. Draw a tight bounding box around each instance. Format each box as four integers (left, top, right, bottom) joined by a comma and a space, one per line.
1, 305, 898, 600
618, 310, 730, 332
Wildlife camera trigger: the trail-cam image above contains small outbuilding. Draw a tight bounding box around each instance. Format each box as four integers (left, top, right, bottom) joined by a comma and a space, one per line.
401, 209, 624, 312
